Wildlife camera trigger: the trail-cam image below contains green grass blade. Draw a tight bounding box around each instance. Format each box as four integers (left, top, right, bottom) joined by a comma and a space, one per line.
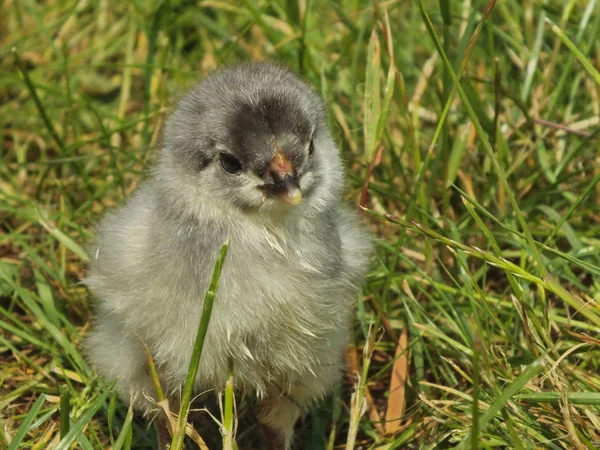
171, 240, 230, 450
364, 30, 381, 162
458, 359, 544, 448
545, 173, 600, 243
222, 357, 237, 450
514, 392, 600, 405
55, 385, 114, 450
545, 17, 600, 85
28, 408, 58, 433
59, 385, 71, 440
418, 0, 546, 277
8, 394, 47, 450
11, 48, 64, 150
38, 214, 89, 262
112, 405, 134, 450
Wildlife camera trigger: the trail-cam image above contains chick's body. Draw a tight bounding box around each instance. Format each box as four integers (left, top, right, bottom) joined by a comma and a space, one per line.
86, 63, 371, 448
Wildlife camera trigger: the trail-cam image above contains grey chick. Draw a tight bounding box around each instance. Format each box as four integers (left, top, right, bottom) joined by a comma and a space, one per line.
85, 62, 372, 449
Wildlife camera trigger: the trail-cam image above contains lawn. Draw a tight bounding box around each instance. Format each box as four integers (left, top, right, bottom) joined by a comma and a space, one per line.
2, 0, 600, 449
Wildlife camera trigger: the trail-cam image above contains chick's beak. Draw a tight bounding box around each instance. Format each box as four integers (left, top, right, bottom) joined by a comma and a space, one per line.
261, 149, 302, 205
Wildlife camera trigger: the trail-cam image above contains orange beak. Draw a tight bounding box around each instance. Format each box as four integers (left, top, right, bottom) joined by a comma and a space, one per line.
261, 149, 302, 205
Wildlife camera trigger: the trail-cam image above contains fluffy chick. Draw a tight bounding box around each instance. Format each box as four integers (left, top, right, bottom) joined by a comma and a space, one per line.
85, 63, 372, 449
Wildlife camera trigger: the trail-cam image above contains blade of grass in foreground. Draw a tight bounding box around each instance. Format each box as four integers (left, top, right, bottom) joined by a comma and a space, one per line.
457, 359, 544, 449
55, 384, 114, 450
222, 357, 237, 450
8, 394, 46, 450
171, 240, 230, 450
346, 323, 375, 450
59, 385, 71, 440
363, 29, 381, 162
515, 392, 600, 405
545, 17, 600, 85
138, 334, 166, 403
112, 404, 133, 450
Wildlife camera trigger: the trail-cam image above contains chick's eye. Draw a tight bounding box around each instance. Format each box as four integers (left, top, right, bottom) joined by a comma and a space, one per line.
308, 139, 315, 156
219, 153, 242, 174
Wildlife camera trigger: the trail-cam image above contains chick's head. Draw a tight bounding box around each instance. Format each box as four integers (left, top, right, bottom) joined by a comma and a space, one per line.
159, 63, 335, 216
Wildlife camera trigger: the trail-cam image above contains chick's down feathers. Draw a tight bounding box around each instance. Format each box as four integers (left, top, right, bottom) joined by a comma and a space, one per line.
85, 63, 372, 425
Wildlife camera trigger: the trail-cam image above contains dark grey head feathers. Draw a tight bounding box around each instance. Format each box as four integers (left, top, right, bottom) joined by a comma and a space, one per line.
158, 63, 337, 214
165, 64, 323, 172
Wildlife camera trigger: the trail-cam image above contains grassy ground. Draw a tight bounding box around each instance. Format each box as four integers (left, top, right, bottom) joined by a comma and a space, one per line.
2, 0, 600, 448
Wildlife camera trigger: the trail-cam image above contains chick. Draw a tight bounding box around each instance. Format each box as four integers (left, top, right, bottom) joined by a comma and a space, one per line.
85, 63, 372, 449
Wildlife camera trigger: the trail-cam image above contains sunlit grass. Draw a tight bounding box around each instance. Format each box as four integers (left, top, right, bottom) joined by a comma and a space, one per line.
1, 0, 600, 448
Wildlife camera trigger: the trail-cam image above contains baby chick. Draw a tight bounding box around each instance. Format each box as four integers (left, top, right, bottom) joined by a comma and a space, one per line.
85, 63, 372, 449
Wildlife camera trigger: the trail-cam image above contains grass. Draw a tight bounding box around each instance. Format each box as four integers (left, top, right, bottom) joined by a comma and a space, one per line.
1, 0, 600, 448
